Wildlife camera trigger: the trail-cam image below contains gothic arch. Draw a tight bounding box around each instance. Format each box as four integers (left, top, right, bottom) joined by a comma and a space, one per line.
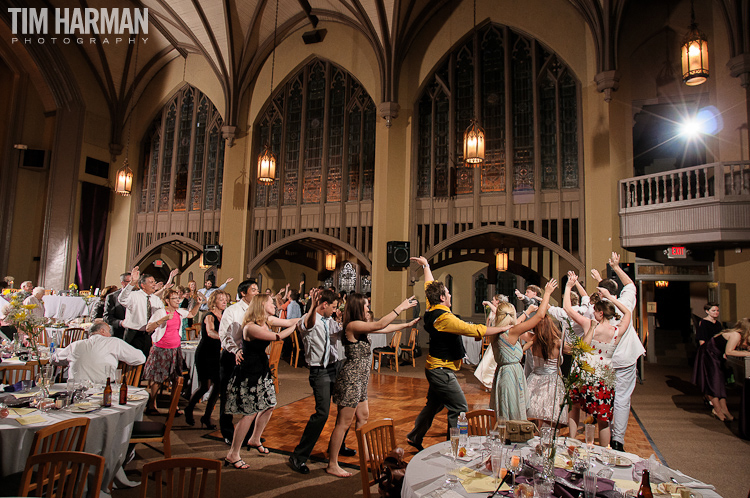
130, 235, 203, 269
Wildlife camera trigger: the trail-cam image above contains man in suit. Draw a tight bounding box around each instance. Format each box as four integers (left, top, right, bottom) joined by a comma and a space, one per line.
104, 272, 131, 340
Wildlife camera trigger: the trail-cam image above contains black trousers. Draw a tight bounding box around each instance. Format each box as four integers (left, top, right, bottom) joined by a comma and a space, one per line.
124, 328, 151, 358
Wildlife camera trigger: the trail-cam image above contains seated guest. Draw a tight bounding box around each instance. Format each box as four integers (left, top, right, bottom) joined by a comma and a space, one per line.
14, 281, 33, 300
53, 322, 145, 383
23, 287, 46, 319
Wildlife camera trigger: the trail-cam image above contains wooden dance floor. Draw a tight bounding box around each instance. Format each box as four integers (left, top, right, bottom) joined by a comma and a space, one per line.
260, 371, 656, 466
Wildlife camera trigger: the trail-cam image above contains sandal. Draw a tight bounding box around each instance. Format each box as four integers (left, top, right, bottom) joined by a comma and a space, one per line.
248, 444, 270, 455
223, 458, 249, 469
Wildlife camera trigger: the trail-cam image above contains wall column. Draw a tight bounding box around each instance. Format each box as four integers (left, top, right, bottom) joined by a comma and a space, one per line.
39, 105, 86, 289
370, 105, 412, 316
219, 133, 251, 288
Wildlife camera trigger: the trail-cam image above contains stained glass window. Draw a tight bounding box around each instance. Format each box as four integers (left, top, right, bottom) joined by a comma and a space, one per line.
416, 23, 580, 200
338, 262, 357, 292
139, 85, 224, 215
254, 59, 376, 208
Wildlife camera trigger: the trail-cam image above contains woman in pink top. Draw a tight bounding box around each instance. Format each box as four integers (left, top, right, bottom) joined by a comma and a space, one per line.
144, 288, 204, 414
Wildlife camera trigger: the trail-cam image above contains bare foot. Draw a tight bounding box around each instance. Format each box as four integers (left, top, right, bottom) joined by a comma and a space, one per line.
326, 466, 353, 478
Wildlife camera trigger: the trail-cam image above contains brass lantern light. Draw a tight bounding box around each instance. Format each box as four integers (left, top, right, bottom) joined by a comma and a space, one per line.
115, 160, 134, 196
257, 0, 279, 183
495, 250, 508, 272
681, 0, 709, 86
325, 253, 337, 271
463, 0, 485, 166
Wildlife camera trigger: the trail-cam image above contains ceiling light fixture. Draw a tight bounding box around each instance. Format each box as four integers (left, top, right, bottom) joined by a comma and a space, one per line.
258, 0, 279, 184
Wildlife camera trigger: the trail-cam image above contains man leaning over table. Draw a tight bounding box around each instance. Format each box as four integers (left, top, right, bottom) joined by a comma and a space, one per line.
53, 322, 145, 383
406, 256, 512, 451
118, 266, 165, 358
104, 272, 131, 340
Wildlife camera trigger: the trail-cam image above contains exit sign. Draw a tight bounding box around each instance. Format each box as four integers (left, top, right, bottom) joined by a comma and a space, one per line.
667, 246, 687, 259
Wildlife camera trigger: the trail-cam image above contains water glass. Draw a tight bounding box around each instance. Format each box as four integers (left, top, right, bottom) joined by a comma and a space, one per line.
21, 379, 33, 393
602, 447, 615, 466
583, 469, 597, 498
491, 454, 504, 485
584, 424, 596, 447
533, 472, 554, 498
444, 461, 460, 489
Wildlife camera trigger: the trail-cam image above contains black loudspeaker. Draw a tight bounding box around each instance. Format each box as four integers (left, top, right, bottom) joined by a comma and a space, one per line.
386, 241, 410, 269
606, 262, 635, 290
203, 244, 222, 268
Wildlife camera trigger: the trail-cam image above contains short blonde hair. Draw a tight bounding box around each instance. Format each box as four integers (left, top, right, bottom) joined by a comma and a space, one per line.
243, 294, 271, 327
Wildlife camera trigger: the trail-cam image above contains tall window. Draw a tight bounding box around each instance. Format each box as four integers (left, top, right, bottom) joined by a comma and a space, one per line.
338, 262, 357, 292
417, 23, 579, 197
139, 85, 225, 213
254, 58, 377, 207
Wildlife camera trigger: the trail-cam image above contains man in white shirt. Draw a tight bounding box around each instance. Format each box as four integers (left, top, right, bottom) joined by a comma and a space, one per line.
218, 279, 259, 443
53, 322, 145, 383
289, 288, 354, 474
198, 277, 233, 311
592, 253, 644, 452
118, 266, 165, 357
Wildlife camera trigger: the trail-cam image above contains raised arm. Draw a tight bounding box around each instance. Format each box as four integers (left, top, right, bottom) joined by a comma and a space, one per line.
267, 315, 300, 328
346, 296, 418, 335
411, 256, 434, 283
608, 252, 633, 287
244, 321, 297, 341
590, 268, 602, 283
303, 288, 321, 330
574, 278, 588, 298
597, 287, 632, 344
563, 273, 591, 330
506, 280, 557, 343
369, 317, 420, 334
185, 293, 205, 319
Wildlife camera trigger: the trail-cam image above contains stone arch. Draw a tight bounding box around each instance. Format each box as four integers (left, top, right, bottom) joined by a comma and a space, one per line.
130, 235, 203, 269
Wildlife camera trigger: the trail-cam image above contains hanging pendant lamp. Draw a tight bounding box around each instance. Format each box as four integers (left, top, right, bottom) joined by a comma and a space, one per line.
681, 0, 709, 86
463, 0, 484, 166
258, 0, 279, 182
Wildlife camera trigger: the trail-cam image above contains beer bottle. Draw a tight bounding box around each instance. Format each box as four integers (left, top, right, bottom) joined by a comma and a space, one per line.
102, 377, 112, 407
119, 379, 127, 405
636, 469, 653, 498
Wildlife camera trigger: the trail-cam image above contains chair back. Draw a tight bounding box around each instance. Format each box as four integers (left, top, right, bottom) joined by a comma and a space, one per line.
119, 361, 143, 386
1, 364, 35, 384
185, 325, 201, 341
139, 457, 221, 498
290, 330, 301, 368
19, 451, 105, 498
29, 418, 90, 456
481, 334, 492, 357
267, 341, 283, 393
399, 328, 418, 367
389, 331, 402, 350
466, 408, 497, 436
36, 326, 50, 346
61, 328, 85, 347
355, 418, 396, 498
164, 376, 184, 437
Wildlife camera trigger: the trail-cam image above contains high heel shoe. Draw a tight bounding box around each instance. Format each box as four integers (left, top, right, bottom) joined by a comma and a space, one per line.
200, 416, 216, 430
185, 410, 195, 426
711, 409, 726, 422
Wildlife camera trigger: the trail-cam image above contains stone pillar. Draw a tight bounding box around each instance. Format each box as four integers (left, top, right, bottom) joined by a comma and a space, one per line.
370, 103, 411, 316
39, 105, 86, 290
218, 130, 251, 286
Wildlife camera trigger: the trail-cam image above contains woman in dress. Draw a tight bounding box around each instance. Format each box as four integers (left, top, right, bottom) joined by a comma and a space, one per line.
525, 315, 568, 427
144, 289, 204, 414
326, 293, 419, 478
91, 286, 117, 320
490, 280, 557, 421
184, 290, 229, 428
695, 302, 722, 346
562, 275, 631, 447
223, 294, 298, 469
692, 318, 750, 421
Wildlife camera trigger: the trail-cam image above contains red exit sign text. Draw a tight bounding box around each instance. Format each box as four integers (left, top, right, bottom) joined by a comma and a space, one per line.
667, 246, 687, 259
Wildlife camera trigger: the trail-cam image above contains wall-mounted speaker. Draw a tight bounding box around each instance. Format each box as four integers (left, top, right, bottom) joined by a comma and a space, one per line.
203, 244, 222, 268
386, 241, 410, 269
20, 149, 49, 170
606, 262, 635, 290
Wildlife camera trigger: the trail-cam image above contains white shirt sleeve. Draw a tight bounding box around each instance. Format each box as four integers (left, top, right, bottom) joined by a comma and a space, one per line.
113, 339, 146, 365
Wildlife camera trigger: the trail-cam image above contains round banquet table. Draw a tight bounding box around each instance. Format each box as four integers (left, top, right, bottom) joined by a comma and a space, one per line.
181, 341, 201, 395
401, 439, 722, 498
42, 295, 89, 321
0, 383, 147, 496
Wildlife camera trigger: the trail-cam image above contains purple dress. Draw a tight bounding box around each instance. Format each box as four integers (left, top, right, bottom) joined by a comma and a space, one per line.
692, 334, 728, 398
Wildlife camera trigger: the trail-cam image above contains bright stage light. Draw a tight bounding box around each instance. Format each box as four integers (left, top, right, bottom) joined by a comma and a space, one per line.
680, 105, 722, 138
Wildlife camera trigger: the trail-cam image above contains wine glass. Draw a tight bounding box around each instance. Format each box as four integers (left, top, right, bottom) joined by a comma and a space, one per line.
507, 449, 523, 488
584, 423, 596, 448
449, 428, 460, 463
491, 452, 505, 486
495, 416, 507, 446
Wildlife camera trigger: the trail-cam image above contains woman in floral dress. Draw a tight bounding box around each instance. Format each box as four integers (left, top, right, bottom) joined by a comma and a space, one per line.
563, 274, 631, 447
326, 293, 418, 478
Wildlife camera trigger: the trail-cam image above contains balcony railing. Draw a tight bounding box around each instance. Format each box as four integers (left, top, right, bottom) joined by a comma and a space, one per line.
619, 161, 750, 248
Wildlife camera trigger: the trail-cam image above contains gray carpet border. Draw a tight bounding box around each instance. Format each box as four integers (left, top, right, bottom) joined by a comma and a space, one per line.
629, 406, 667, 466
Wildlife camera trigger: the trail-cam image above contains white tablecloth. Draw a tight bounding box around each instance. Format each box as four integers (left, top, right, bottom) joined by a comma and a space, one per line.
181, 342, 200, 395
462, 336, 482, 365
335, 332, 388, 363
401, 439, 721, 498
0, 383, 147, 495
43, 296, 88, 321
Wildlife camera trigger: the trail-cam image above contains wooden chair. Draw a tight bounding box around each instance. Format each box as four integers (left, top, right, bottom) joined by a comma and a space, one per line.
373, 331, 402, 373
1, 364, 35, 384
267, 341, 283, 393
119, 361, 144, 386
19, 451, 105, 498
356, 418, 396, 498
289, 329, 302, 368
466, 408, 497, 436
480, 334, 492, 357
61, 328, 86, 347
399, 328, 418, 367
30, 418, 90, 455
130, 377, 183, 458
185, 325, 201, 341
139, 457, 221, 498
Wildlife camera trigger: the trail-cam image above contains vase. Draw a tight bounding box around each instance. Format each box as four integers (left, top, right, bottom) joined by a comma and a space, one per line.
539, 426, 556, 479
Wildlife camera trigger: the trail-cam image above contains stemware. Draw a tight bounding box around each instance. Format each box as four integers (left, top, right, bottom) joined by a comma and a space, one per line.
449, 427, 460, 463
584, 423, 596, 448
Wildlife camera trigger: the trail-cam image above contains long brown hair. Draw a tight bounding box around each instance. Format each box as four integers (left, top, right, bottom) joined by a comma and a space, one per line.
722, 317, 750, 346
534, 316, 561, 361
343, 293, 367, 330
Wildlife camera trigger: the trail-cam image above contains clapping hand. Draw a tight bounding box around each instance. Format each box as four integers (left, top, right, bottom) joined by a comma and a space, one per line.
590, 268, 602, 282
566, 272, 578, 287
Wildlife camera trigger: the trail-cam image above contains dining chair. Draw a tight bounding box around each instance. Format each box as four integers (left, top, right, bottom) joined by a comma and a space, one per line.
373, 331, 402, 373
466, 408, 497, 436
130, 376, 183, 458
480, 334, 492, 357
399, 328, 419, 367
138, 457, 221, 498
29, 417, 90, 455
356, 418, 396, 498
1, 364, 35, 384
267, 341, 283, 393
289, 329, 301, 368
61, 328, 86, 347
19, 451, 105, 498
185, 325, 201, 341
119, 361, 144, 387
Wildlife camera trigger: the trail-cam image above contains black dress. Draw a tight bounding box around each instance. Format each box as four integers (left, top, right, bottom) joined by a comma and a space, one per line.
696, 319, 723, 345
692, 333, 728, 398
225, 337, 276, 415
194, 313, 221, 383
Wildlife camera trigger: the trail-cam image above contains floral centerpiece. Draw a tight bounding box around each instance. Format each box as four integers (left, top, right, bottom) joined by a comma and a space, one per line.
68, 283, 78, 296
3, 294, 52, 393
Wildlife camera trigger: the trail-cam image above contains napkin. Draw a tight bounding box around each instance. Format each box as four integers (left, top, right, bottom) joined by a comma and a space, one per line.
10, 408, 36, 416
612, 478, 640, 493
456, 467, 511, 493
3, 380, 34, 392
16, 414, 47, 425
